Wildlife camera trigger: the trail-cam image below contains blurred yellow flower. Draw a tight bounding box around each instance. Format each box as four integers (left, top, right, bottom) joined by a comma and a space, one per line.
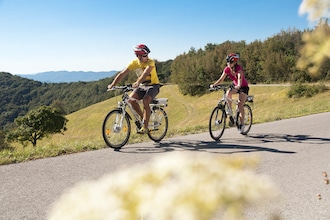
48, 152, 278, 220
298, 0, 330, 76
299, 0, 330, 22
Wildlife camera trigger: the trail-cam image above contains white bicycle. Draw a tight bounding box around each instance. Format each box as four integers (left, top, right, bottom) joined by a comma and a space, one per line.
102, 85, 168, 150
209, 85, 253, 141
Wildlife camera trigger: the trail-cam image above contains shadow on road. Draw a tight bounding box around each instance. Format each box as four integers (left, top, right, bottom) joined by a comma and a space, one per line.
156, 140, 296, 154
117, 132, 329, 154
249, 133, 330, 145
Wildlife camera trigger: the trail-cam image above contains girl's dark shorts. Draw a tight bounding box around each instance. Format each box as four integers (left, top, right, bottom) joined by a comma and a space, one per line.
240, 86, 249, 95
133, 84, 160, 100
230, 85, 249, 95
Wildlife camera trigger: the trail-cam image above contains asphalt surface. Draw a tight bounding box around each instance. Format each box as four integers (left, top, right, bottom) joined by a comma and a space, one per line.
1, 112, 329, 220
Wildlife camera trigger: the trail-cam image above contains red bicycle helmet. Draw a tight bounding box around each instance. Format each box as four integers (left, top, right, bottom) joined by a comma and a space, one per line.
226, 53, 239, 63
133, 44, 151, 55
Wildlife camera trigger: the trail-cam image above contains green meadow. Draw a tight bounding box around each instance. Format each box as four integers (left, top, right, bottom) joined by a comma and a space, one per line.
1, 84, 330, 165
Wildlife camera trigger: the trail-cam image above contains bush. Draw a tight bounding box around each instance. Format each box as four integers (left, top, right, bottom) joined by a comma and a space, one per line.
287, 83, 328, 98
0, 130, 11, 150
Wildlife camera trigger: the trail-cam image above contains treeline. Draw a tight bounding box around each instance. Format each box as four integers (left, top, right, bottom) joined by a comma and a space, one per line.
171, 25, 330, 95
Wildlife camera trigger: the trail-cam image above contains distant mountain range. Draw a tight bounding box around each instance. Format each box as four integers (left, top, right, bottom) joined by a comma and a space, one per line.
17, 70, 118, 83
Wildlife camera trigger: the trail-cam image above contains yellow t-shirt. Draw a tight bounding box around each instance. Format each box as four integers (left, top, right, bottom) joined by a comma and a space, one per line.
127, 58, 160, 85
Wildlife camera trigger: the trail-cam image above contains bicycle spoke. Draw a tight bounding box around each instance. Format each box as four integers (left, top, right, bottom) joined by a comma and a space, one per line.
102, 109, 131, 149
148, 107, 168, 142
240, 104, 252, 135
209, 106, 226, 141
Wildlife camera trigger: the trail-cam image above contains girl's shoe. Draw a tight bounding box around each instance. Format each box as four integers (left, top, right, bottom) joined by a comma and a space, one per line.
137, 127, 149, 134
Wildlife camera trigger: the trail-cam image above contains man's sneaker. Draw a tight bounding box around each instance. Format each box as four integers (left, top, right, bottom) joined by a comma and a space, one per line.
137, 127, 149, 134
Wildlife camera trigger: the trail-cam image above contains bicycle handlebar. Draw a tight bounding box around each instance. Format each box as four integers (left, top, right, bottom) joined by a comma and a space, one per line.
107, 83, 159, 92
209, 85, 231, 92
107, 85, 134, 92
210, 84, 253, 102
209, 84, 246, 93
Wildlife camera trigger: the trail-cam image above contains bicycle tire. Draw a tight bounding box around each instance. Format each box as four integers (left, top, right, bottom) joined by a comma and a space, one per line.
148, 107, 168, 142
236, 104, 253, 135
102, 109, 131, 149
209, 106, 226, 141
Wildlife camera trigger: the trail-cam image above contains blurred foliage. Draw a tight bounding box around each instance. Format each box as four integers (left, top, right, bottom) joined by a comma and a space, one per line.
299, 0, 330, 22
48, 153, 279, 220
297, 19, 330, 77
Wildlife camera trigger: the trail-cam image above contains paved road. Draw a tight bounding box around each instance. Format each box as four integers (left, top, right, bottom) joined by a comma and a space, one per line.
1, 112, 329, 220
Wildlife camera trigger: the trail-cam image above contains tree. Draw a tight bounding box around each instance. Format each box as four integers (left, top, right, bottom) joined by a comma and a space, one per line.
7, 106, 68, 147
50, 99, 67, 115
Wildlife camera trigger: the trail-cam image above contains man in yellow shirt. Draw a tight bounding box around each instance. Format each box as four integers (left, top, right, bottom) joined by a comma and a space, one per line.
108, 44, 160, 134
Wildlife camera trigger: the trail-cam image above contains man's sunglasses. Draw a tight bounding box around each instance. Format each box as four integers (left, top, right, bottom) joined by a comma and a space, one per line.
136, 54, 148, 58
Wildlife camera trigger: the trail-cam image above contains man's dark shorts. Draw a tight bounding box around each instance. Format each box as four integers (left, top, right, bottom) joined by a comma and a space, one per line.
134, 84, 160, 100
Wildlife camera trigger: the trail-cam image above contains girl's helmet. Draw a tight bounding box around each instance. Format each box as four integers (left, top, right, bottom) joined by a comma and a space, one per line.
226, 53, 239, 63
133, 44, 151, 55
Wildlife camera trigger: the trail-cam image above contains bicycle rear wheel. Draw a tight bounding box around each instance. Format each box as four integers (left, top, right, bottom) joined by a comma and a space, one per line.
148, 107, 168, 142
102, 109, 131, 149
209, 106, 226, 141
237, 104, 253, 135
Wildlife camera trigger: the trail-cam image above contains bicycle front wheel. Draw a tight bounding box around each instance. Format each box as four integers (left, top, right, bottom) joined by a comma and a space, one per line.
237, 104, 253, 135
209, 106, 226, 141
148, 107, 168, 142
102, 109, 131, 149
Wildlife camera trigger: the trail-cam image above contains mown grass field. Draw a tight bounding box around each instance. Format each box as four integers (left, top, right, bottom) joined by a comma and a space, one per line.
1, 84, 330, 165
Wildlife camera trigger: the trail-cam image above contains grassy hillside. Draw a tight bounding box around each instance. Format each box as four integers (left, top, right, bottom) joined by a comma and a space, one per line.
44, 83, 330, 145
1, 84, 330, 164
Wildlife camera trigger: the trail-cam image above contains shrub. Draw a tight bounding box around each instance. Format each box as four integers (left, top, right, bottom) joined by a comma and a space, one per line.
287, 83, 328, 98
0, 130, 11, 150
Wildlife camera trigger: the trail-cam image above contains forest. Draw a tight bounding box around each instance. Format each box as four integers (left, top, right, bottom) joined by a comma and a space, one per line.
1, 22, 329, 130
171, 23, 330, 95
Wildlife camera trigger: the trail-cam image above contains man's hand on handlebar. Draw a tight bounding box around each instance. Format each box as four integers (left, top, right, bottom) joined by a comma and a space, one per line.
132, 82, 139, 88
107, 84, 114, 91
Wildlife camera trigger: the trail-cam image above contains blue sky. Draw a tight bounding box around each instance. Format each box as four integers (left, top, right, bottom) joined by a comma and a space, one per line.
0, 0, 312, 75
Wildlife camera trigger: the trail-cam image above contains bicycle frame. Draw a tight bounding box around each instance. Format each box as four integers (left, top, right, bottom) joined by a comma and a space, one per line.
117, 90, 142, 128
216, 86, 240, 117
116, 86, 167, 129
